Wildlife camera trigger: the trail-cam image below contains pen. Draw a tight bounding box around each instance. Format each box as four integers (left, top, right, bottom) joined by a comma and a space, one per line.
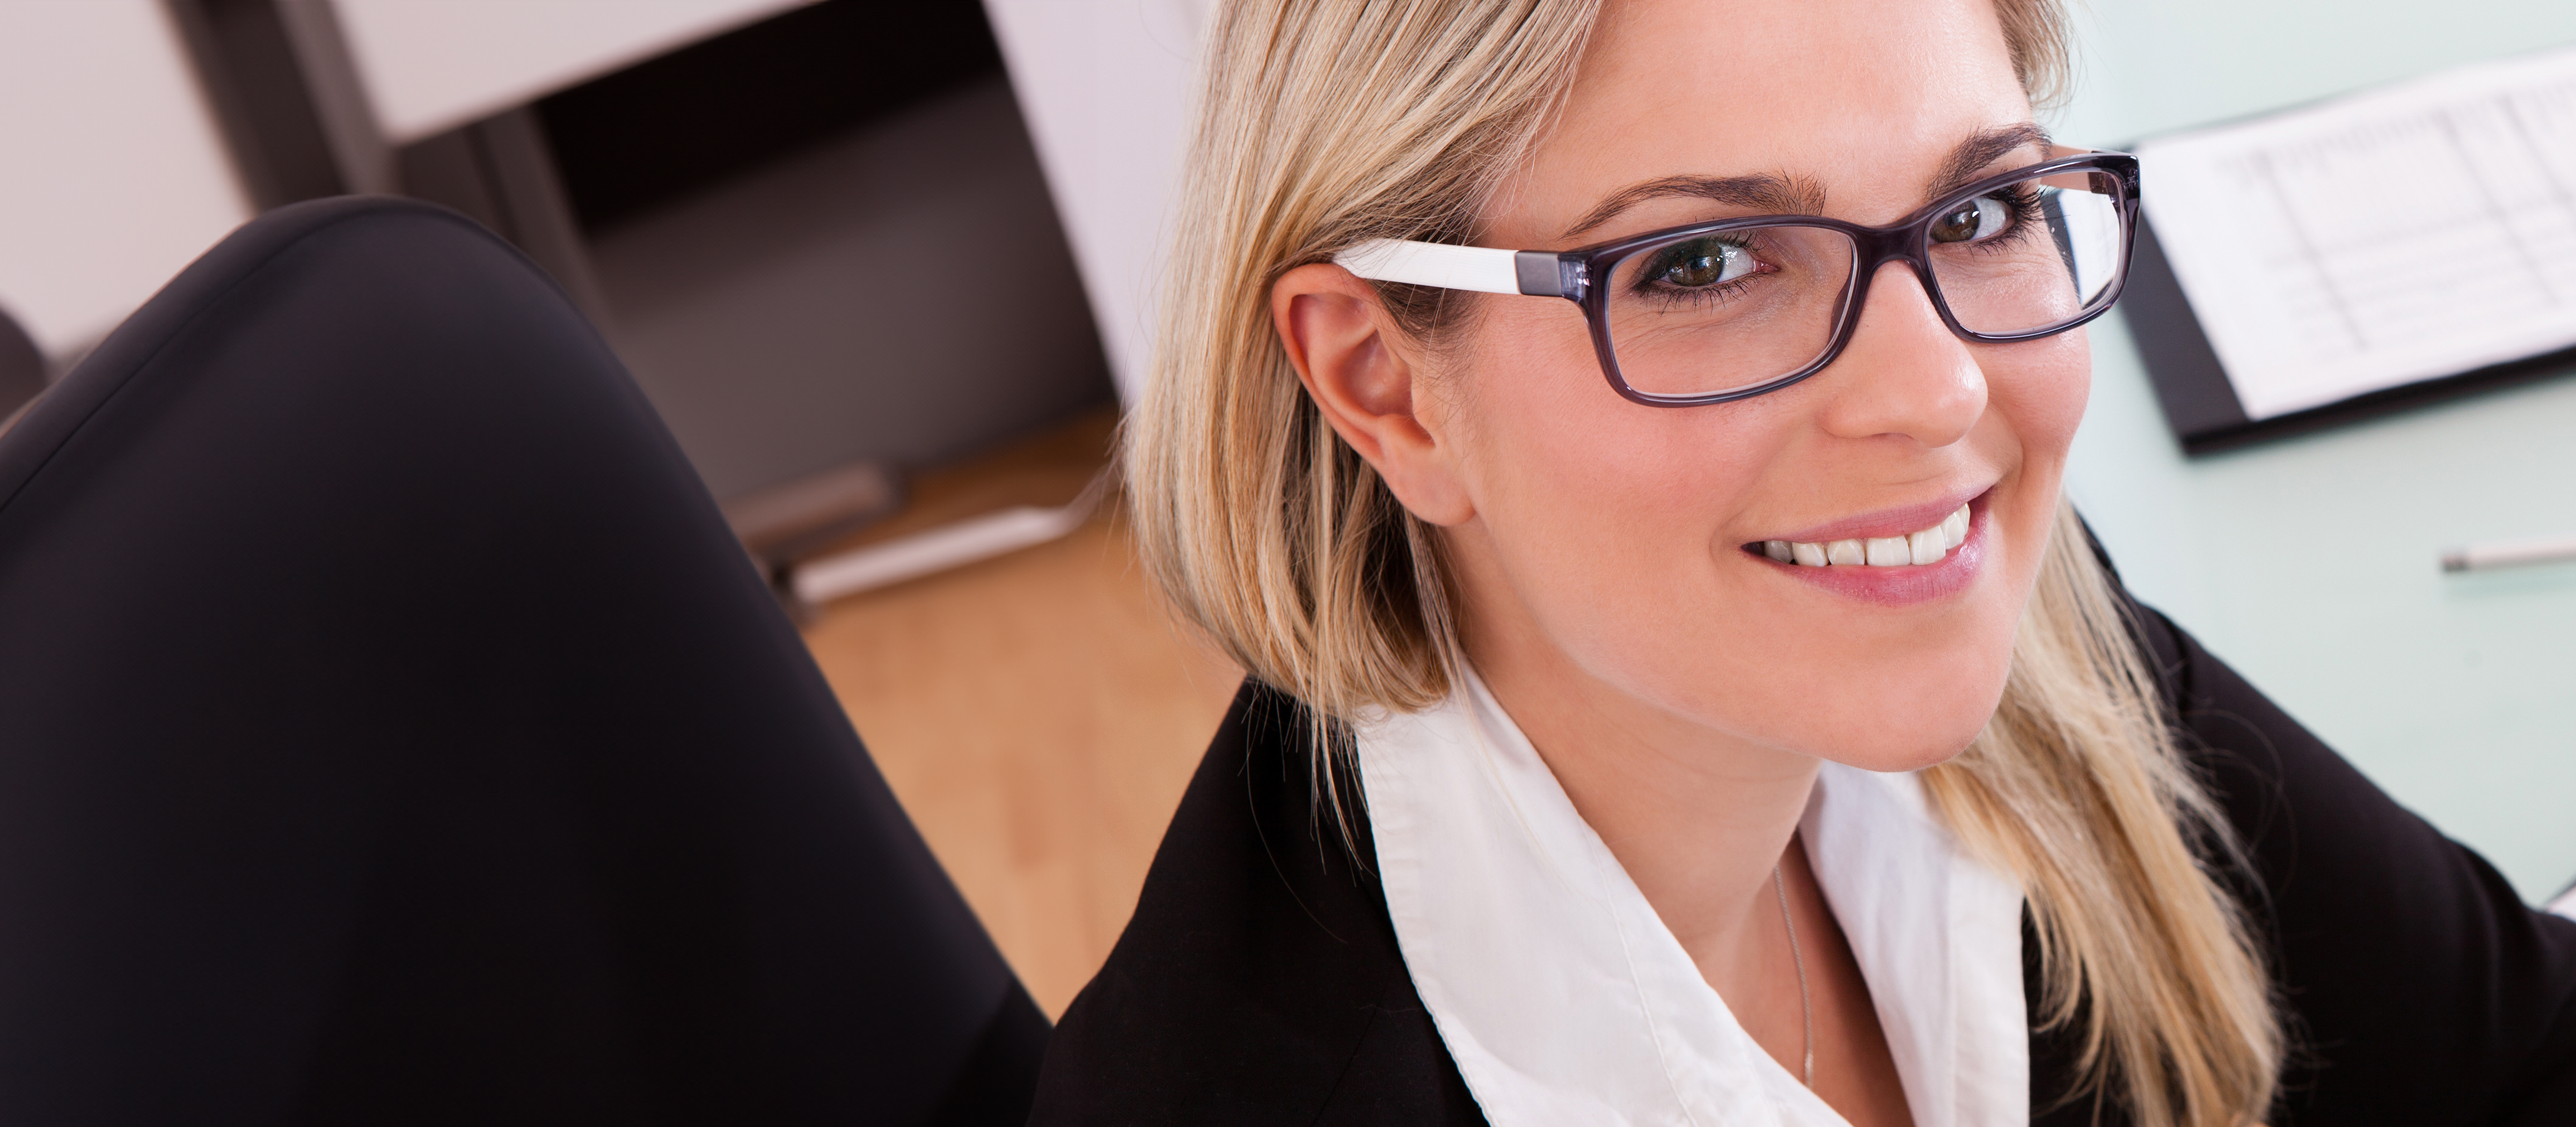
2440, 532, 2576, 573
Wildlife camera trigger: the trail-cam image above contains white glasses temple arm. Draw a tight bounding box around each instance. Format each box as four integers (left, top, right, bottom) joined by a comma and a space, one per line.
1333, 239, 1579, 299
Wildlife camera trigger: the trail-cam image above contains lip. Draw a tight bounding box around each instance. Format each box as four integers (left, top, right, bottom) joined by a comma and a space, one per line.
1761, 487, 1991, 545
1746, 489, 1993, 608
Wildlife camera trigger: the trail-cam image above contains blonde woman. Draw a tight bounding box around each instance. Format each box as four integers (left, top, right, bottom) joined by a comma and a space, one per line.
1035, 1, 2576, 1124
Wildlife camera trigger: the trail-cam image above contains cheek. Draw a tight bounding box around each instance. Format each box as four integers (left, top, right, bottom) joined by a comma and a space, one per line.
1444, 310, 1833, 727
1446, 308, 1791, 599
1985, 330, 2091, 467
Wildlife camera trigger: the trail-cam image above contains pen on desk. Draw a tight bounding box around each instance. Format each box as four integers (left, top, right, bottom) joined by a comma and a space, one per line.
2440, 532, 2576, 573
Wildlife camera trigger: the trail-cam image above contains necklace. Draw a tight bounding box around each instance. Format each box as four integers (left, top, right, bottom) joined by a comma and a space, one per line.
1774, 864, 1816, 1088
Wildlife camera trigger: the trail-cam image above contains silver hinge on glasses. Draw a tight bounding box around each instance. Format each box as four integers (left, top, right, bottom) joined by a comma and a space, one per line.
1513, 251, 1587, 301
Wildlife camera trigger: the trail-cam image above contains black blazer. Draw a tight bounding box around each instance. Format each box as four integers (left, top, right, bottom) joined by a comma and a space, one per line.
1031, 556, 2576, 1126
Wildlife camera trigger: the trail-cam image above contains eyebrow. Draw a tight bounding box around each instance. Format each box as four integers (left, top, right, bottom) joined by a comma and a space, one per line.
1561, 174, 1825, 241
1557, 122, 2057, 243
1926, 122, 2055, 200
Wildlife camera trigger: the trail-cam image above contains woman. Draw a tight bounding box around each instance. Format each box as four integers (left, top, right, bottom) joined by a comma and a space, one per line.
1035, 1, 2576, 1124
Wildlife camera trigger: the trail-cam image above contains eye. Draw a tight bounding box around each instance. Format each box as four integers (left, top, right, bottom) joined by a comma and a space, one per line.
1929, 195, 2012, 244
1651, 237, 1759, 288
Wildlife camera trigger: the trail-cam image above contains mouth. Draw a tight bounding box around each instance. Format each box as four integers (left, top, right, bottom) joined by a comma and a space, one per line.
1754, 503, 1970, 569
1739, 490, 1993, 606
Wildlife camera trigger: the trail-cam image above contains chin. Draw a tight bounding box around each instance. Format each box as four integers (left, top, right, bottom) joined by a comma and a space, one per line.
1817, 720, 1992, 773
1784, 660, 2014, 774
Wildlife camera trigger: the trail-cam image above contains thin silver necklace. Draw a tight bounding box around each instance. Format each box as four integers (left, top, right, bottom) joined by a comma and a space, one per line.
1773, 864, 1816, 1088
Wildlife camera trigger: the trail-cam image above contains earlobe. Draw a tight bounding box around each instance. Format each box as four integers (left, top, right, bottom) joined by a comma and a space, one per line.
1270, 264, 1475, 525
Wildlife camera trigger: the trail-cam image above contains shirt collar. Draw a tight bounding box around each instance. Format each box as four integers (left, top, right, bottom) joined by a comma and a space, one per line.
1355, 667, 2028, 1127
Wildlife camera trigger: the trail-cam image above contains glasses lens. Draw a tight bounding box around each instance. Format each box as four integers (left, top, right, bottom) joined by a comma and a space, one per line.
1601, 224, 1857, 398
1924, 167, 2128, 337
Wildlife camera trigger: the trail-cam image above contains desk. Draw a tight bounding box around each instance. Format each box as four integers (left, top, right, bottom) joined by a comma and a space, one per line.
2061, 0, 2576, 899
793, 409, 1243, 1016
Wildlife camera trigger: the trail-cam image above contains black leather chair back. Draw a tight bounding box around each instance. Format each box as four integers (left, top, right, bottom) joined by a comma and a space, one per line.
0, 197, 1043, 1124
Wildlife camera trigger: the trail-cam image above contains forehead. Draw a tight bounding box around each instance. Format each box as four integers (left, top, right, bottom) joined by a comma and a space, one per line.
1501, 0, 2033, 236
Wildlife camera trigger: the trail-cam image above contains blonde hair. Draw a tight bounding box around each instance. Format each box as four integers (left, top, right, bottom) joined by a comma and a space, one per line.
1124, 2, 2283, 1124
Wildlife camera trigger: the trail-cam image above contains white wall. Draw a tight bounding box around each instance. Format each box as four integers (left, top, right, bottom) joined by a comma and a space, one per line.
330, 0, 816, 145
0, 0, 252, 362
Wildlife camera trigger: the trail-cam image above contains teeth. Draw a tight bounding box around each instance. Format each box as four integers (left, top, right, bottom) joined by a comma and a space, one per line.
1765, 504, 1971, 569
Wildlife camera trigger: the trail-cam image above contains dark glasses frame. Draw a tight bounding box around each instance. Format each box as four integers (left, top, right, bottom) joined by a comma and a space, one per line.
1345, 151, 2142, 407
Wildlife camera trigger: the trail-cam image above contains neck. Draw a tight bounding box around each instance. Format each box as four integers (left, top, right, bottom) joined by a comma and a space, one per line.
1463, 613, 1821, 1002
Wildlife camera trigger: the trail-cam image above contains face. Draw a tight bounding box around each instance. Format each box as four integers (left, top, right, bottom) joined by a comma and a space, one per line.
1374, 0, 2088, 772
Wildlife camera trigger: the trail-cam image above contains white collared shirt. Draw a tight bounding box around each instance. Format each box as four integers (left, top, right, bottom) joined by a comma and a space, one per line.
1355, 667, 2029, 1127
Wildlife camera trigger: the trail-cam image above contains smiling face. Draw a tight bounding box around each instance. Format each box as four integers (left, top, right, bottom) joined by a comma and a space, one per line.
1410, 0, 2090, 772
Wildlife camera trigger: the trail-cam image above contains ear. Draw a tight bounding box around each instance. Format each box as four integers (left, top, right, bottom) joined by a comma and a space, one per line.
1271, 263, 1475, 526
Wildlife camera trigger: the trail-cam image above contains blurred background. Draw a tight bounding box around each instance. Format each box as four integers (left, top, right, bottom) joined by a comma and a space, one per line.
0, 0, 2568, 1016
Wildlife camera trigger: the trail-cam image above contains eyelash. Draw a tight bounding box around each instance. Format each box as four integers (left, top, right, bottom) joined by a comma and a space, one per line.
1959, 184, 2048, 254
1627, 240, 1769, 308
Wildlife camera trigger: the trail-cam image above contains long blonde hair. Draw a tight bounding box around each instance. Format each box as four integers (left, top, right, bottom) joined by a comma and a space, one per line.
1124, 2, 2283, 1124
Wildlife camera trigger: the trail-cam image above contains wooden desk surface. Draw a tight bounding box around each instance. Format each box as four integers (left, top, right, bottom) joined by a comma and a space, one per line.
796, 408, 1241, 1017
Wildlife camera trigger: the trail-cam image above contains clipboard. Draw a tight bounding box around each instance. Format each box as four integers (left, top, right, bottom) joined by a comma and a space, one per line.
2122, 45, 2576, 456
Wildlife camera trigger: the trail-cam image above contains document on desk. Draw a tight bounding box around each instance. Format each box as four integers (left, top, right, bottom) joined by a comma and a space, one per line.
2136, 45, 2576, 422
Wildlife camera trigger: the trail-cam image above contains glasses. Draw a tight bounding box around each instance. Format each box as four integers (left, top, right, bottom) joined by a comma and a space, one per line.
1334, 150, 2140, 406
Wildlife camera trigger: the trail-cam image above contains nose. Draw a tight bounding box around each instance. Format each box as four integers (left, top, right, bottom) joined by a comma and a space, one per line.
1810, 261, 1986, 449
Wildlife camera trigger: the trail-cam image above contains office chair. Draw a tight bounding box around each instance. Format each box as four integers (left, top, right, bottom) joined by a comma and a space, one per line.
0, 197, 1045, 1123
